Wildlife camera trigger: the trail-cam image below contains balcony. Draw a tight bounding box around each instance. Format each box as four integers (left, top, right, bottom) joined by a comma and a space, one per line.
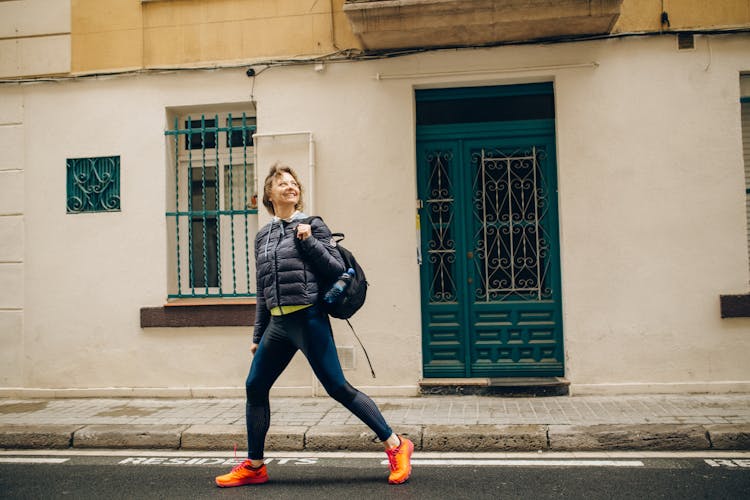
343, 0, 624, 50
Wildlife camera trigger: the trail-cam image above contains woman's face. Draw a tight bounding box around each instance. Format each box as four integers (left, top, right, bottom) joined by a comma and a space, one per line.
269, 171, 300, 210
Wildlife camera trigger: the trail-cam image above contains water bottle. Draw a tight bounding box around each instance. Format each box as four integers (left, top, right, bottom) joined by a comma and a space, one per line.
324, 268, 355, 304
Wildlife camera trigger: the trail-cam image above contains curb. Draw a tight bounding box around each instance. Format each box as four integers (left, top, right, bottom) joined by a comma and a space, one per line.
547, 424, 710, 451
74, 425, 188, 449
1, 424, 749, 451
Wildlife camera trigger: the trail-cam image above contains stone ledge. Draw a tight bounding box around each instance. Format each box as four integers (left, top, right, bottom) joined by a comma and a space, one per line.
705, 424, 750, 450
305, 425, 422, 451
423, 424, 548, 451
140, 304, 255, 328
0, 425, 81, 449
547, 424, 710, 451
180, 424, 306, 451
420, 377, 570, 397
3, 423, 747, 452
180, 424, 246, 450
344, 0, 624, 50
720, 294, 750, 318
73, 424, 187, 449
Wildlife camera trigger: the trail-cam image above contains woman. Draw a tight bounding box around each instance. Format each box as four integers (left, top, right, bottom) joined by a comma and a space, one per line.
216, 163, 413, 487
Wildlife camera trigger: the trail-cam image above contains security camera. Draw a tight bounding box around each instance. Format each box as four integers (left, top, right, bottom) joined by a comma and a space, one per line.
246, 68, 256, 77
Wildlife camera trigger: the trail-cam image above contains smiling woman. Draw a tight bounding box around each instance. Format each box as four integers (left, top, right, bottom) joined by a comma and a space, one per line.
214, 162, 415, 488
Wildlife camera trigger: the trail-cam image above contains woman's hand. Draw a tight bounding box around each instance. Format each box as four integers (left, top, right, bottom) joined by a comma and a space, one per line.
296, 223, 312, 241
250, 342, 259, 355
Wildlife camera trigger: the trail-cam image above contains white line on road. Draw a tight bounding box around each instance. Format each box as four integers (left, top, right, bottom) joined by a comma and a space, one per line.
0, 458, 69, 464
380, 459, 645, 467
2, 450, 750, 459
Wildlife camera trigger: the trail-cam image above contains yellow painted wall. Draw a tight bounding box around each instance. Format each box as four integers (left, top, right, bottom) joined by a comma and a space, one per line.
72, 0, 361, 74
70, 1, 750, 74
71, 0, 143, 73
614, 0, 750, 33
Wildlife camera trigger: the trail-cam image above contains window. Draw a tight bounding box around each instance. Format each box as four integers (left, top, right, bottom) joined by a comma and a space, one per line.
166, 110, 257, 298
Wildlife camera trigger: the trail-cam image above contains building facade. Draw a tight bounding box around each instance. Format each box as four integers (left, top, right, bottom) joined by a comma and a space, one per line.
1, 0, 749, 397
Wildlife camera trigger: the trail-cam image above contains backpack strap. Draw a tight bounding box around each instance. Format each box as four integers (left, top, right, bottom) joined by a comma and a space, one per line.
296, 216, 345, 243
346, 319, 376, 378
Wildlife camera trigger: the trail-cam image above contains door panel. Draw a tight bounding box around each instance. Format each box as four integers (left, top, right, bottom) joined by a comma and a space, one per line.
418, 122, 563, 378
419, 145, 467, 376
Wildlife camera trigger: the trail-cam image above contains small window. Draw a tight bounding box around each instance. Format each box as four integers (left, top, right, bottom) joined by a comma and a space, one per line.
185, 118, 216, 150
66, 156, 121, 213
226, 116, 256, 148
416, 83, 555, 126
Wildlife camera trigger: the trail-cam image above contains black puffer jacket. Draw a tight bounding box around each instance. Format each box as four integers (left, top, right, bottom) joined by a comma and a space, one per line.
253, 213, 344, 343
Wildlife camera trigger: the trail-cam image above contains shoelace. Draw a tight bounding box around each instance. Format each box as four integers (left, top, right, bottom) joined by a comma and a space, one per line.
231, 460, 250, 473
386, 447, 399, 471
230, 444, 254, 473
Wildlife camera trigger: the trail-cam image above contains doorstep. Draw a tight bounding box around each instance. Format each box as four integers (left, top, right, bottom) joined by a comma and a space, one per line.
418, 377, 570, 397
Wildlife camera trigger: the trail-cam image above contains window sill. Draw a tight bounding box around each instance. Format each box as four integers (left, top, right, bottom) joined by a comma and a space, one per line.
720, 294, 750, 318
141, 298, 256, 328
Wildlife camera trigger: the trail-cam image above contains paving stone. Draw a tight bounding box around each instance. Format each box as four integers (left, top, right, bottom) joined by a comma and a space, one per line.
423, 424, 548, 451
180, 424, 247, 450
73, 425, 186, 449
266, 426, 307, 452
548, 424, 710, 450
305, 425, 421, 451
705, 424, 750, 450
0, 425, 80, 449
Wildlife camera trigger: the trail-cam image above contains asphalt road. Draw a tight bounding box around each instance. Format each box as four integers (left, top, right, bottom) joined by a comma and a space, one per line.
1, 451, 749, 499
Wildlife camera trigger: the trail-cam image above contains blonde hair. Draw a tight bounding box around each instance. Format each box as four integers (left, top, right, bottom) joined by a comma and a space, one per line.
262, 162, 304, 215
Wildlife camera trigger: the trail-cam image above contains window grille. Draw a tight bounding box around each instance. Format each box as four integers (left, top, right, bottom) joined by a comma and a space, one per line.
165, 112, 258, 298
66, 156, 121, 213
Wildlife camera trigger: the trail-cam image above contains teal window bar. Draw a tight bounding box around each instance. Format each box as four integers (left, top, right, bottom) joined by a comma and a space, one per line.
66, 156, 121, 213
165, 112, 258, 298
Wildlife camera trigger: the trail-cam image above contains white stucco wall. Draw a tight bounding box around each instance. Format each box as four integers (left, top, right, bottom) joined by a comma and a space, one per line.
1, 33, 749, 396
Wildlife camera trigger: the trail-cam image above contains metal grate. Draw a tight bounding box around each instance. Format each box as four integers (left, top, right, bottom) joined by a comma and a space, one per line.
336, 346, 356, 370
66, 156, 121, 213
425, 151, 457, 302
473, 147, 552, 301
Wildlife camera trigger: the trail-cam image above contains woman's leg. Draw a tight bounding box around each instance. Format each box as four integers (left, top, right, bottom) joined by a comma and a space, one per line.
245, 318, 297, 460
296, 307, 393, 442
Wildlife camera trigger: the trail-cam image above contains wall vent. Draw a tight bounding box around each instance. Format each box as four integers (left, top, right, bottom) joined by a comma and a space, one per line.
336, 346, 356, 370
677, 33, 695, 50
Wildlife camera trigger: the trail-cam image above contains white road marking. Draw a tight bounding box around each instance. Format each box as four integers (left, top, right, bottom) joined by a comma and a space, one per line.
2, 450, 750, 460
0, 458, 69, 464
705, 459, 750, 468
117, 456, 318, 466
380, 459, 644, 467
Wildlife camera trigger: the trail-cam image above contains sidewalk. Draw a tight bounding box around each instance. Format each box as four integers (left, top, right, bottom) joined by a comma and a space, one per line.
1, 394, 749, 452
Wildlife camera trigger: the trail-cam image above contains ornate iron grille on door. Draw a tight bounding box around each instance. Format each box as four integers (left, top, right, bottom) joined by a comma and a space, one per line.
472, 147, 552, 302
425, 150, 457, 303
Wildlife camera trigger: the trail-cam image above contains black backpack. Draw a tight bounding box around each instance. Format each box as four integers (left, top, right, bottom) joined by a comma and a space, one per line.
299, 217, 367, 319
299, 217, 375, 377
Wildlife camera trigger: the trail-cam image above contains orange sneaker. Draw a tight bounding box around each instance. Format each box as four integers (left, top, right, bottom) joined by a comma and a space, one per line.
386, 436, 414, 484
215, 459, 268, 487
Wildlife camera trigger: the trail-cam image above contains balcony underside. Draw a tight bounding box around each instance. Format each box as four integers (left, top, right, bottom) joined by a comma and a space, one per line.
343, 0, 624, 50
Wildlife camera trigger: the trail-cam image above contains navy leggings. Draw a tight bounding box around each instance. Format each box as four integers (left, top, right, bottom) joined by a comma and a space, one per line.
245, 305, 393, 459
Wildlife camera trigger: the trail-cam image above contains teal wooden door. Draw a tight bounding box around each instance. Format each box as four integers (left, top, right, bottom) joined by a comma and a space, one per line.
417, 84, 564, 378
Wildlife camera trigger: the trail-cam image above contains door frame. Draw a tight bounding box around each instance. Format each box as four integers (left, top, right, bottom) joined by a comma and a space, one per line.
416, 87, 564, 378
